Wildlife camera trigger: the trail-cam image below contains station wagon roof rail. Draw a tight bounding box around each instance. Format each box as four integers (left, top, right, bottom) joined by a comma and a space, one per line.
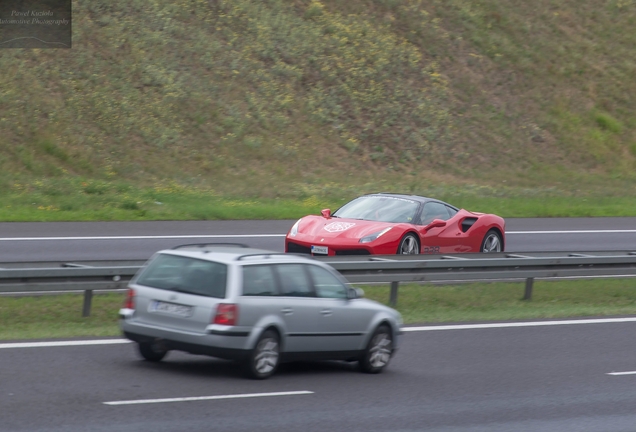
235, 252, 310, 261
171, 243, 250, 250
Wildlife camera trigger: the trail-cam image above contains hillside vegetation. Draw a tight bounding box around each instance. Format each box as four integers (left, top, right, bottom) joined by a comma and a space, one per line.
1, 0, 635, 220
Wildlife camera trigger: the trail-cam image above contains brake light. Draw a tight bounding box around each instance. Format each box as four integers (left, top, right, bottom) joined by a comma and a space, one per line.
213, 304, 238, 326
124, 288, 135, 309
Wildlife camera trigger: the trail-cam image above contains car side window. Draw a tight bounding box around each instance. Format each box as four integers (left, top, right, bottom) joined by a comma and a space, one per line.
242, 265, 277, 296
420, 202, 451, 225
275, 264, 314, 297
308, 265, 348, 299
445, 205, 458, 217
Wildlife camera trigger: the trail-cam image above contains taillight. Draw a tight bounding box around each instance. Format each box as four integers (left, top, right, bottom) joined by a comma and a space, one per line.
213, 304, 238, 326
124, 288, 135, 309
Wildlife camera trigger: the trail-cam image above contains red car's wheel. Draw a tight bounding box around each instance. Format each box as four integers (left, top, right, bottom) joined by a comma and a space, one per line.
480, 230, 503, 252
397, 233, 420, 254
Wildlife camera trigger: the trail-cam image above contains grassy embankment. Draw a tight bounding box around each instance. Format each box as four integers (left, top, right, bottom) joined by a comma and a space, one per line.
0, 0, 635, 221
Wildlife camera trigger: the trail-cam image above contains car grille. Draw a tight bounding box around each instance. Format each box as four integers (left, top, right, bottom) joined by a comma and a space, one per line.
286, 242, 311, 254
335, 249, 371, 256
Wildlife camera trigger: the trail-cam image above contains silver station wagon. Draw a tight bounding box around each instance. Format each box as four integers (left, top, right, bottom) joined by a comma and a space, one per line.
119, 244, 402, 379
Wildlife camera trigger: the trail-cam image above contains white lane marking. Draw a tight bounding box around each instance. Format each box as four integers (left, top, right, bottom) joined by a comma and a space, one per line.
0, 234, 286, 241
104, 391, 314, 406
0, 339, 131, 349
607, 371, 636, 376
3, 317, 636, 350
403, 317, 636, 332
507, 230, 636, 234
0, 230, 635, 241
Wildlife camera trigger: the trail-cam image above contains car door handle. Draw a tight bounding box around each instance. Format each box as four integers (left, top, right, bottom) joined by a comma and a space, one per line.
320, 309, 332, 316
281, 308, 293, 315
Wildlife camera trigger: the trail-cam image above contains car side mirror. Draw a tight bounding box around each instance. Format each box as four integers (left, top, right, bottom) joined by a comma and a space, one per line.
347, 287, 364, 300
424, 219, 446, 230
321, 208, 331, 218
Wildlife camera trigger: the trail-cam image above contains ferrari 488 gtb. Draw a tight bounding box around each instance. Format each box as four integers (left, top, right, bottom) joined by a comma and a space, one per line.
285, 193, 505, 256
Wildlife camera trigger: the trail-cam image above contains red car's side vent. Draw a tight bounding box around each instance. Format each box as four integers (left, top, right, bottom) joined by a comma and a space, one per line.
461, 218, 478, 233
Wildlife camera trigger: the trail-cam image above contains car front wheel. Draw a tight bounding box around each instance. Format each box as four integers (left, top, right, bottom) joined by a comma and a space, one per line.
397, 233, 420, 254
359, 325, 393, 374
245, 329, 280, 379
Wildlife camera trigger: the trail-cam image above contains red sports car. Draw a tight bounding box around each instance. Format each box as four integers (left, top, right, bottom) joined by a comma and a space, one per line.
285, 193, 505, 256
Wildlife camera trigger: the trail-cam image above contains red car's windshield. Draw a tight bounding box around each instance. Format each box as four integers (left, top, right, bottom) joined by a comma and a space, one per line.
333, 196, 419, 223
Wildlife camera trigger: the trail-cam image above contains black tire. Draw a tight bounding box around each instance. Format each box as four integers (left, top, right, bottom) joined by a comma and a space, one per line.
480, 229, 503, 253
397, 233, 420, 254
244, 329, 280, 380
359, 325, 393, 374
138, 340, 168, 362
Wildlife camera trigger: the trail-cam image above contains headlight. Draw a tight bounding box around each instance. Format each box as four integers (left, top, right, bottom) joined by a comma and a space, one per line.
359, 227, 392, 243
289, 219, 302, 237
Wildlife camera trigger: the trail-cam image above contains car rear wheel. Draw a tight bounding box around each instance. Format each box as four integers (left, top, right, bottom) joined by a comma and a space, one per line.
245, 329, 280, 380
397, 233, 420, 254
359, 325, 393, 374
480, 230, 502, 253
138, 340, 168, 362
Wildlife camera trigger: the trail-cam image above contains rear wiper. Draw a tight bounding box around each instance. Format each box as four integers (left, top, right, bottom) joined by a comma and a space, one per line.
170, 287, 195, 294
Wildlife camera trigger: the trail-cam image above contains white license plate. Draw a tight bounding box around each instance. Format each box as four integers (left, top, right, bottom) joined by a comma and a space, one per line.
150, 301, 193, 317
311, 245, 328, 255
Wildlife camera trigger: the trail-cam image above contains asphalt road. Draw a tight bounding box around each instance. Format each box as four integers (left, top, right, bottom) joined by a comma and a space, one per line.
2, 218, 636, 431
0, 217, 635, 262
3, 320, 636, 432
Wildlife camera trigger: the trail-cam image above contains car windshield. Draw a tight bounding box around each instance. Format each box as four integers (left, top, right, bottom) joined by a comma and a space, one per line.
134, 254, 227, 298
333, 196, 419, 223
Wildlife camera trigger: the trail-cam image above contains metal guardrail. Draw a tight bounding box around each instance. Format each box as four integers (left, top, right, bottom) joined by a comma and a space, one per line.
1, 252, 636, 315
321, 251, 636, 306
0, 260, 145, 316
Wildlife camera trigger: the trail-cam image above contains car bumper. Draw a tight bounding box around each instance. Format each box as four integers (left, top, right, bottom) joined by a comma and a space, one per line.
120, 316, 253, 361
286, 238, 397, 256
123, 330, 249, 361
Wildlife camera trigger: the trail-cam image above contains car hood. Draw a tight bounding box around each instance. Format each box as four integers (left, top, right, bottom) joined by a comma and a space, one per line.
296, 216, 397, 239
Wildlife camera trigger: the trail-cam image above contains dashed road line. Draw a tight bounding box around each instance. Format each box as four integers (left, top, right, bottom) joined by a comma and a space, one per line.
0, 339, 131, 349
607, 371, 636, 376
103, 390, 314, 406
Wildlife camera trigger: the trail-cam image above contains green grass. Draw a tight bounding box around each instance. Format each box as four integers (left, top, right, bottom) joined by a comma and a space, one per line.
0, 293, 124, 340
4, 177, 636, 222
364, 278, 636, 323
1, 0, 636, 216
2, 278, 636, 341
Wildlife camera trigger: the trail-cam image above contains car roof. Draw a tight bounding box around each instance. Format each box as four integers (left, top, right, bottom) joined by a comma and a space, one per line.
364, 192, 440, 204
156, 244, 316, 265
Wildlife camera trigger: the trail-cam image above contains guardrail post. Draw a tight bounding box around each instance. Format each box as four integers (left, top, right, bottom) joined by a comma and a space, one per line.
523, 278, 534, 301
389, 281, 399, 307
82, 290, 93, 317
